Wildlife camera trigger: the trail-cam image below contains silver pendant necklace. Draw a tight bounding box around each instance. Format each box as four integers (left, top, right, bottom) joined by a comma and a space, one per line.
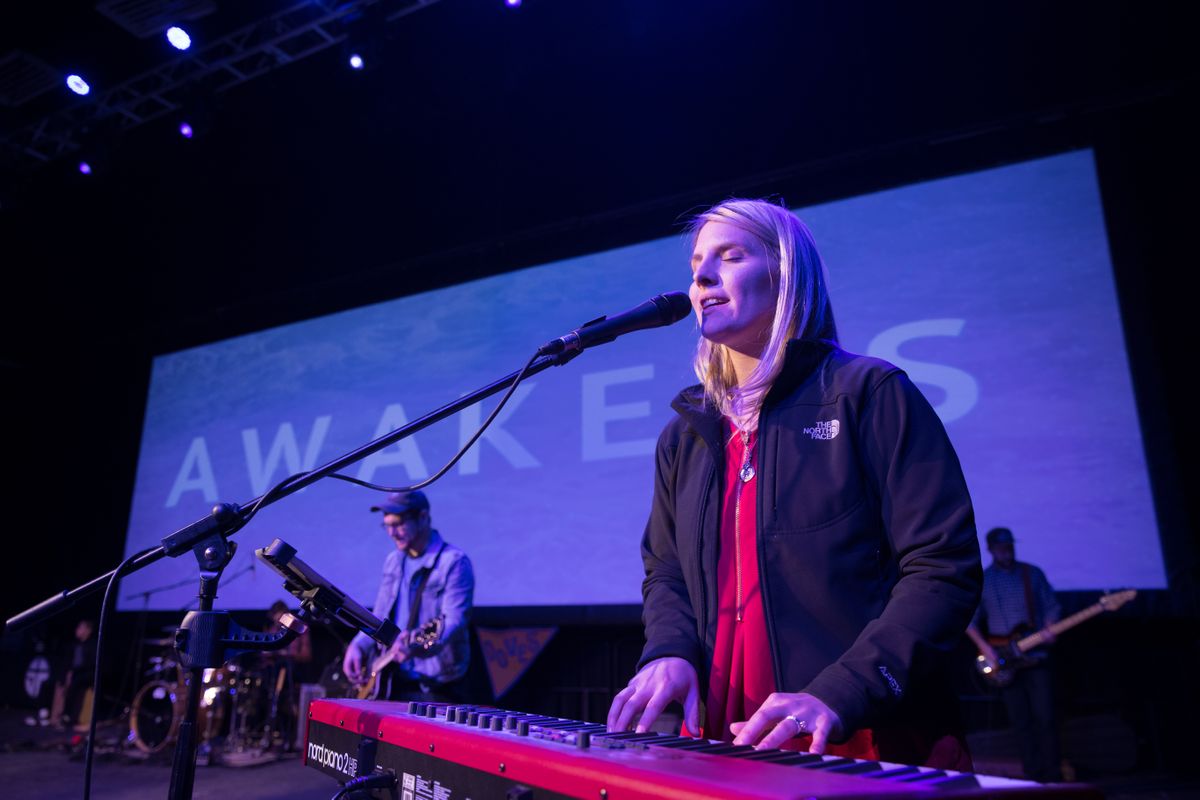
738, 429, 756, 483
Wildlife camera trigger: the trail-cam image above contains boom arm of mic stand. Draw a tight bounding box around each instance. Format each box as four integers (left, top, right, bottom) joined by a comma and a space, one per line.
5, 348, 583, 634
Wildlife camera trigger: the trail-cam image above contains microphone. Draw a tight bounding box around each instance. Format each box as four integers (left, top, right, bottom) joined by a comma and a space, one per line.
537, 291, 692, 356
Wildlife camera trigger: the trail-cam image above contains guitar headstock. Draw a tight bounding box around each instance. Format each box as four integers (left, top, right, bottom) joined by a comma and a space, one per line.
1099, 589, 1137, 612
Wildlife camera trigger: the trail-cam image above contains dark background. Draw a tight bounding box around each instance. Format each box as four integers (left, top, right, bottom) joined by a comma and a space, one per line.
1, 0, 1197, 783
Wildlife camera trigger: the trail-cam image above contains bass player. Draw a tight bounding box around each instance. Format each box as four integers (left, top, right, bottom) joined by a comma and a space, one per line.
966, 526, 1063, 782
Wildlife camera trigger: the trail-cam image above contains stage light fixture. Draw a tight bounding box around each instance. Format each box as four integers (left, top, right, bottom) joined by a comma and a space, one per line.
340, 2, 385, 74
166, 26, 192, 51
171, 82, 216, 143
73, 118, 118, 178
66, 74, 91, 96
506, 0, 522, 7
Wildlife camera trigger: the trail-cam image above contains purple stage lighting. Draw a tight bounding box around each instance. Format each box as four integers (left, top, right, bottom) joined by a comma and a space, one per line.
78, 161, 92, 175
179, 122, 194, 139
166, 26, 192, 51
348, 53, 364, 70
66, 75, 90, 96
506, 0, 522, 7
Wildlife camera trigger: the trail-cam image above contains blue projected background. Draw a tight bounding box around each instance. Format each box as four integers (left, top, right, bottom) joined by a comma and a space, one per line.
119, 149, 1165, 611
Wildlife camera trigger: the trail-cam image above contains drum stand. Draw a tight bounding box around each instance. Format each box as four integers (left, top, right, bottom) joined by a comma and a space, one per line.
166, 532, 307, 800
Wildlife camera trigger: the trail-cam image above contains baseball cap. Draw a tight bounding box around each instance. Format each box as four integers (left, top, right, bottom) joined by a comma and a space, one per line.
369, 490, 430, 515
985, 527, 1015, 546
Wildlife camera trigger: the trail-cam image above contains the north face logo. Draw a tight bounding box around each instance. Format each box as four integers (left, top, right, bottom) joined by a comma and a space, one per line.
803, 420, 840, 440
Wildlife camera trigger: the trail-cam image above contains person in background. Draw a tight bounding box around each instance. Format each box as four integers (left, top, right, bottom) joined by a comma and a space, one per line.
342, 490, 475, 703
52, 618, 97, 730
967, 526, 1063, 781
607, 198, 982, 769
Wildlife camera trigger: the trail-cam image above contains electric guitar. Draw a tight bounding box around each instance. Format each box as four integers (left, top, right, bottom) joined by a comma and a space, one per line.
975, 589, 1136, 687
355, 615, 444, 700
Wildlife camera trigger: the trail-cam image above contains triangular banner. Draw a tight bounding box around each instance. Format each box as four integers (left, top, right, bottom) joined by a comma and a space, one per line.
476, 626, 557, 699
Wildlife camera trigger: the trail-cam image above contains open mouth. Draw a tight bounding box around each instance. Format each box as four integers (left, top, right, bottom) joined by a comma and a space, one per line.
700, 297, 727, 310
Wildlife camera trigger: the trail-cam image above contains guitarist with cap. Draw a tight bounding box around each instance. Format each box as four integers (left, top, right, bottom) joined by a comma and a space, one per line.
966, 527, 1063, 782
342, 490, 475, 703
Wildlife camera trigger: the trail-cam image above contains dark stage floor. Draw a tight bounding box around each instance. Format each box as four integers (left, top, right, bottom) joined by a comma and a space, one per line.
2, 707, 1197, 800
0, 708, 331, 800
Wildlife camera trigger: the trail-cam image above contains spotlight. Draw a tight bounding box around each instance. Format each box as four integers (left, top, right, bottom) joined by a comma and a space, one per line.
66, 74, 90, 96
78, 161, 93, 175
505, 0, 522, 6
178, 122, 194, 139
340, 3, 384, 74
166, 26, 192, 51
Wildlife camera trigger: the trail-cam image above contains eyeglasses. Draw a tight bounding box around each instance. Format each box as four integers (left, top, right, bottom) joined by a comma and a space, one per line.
380, 511, 422, 529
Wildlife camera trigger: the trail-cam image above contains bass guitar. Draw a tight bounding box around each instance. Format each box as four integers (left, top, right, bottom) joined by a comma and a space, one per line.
355, 615, 444, 701
975, 589, 1136, 687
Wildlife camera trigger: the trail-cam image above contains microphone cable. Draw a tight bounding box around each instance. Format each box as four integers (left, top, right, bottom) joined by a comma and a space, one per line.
329, 770, 399, 800
236, 348, 541, 527
82, 544, 157, 800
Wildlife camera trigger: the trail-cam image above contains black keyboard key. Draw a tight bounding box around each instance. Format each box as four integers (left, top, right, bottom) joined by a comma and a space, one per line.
922, 773, 980, 790
866, 766, 922, 779
899, 769, 946, 782
534, 721, 593, 730
675, 743, 746, 755
597, 732, 670, 744
800, 757, 857, 770
824, 760, 882, 775
651, 738, 711, 749
712, 745, 763, 758
743, 752, 826, 766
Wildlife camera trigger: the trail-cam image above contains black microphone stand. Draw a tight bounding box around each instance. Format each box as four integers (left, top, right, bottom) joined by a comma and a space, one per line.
4, 348, 581, 800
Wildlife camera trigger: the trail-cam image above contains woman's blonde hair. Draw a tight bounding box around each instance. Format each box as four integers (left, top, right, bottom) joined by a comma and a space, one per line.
688, 198, 837, 430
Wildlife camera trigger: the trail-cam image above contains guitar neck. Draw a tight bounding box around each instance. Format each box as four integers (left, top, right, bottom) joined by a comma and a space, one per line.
1014, 602, 1103, 652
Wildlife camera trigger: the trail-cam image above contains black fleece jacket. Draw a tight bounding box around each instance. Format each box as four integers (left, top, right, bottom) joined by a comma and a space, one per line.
638, 340, 982, 740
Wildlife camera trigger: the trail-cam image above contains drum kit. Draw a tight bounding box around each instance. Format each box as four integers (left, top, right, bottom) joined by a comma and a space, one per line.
126, 634, 297, 764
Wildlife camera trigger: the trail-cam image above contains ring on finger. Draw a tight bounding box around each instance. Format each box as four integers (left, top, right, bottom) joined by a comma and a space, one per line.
783, 714, 807, 736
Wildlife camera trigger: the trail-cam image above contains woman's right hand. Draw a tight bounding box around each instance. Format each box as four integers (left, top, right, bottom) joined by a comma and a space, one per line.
606, 657, 700, 735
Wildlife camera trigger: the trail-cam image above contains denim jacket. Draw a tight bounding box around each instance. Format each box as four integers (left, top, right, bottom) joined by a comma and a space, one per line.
350, 530, 474, 684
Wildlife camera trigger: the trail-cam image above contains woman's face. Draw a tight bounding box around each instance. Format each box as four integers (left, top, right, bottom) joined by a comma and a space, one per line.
689, 220, 778, 356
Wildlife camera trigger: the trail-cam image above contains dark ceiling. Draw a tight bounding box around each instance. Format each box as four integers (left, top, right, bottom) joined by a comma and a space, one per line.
3, 1, 1194, 346
1, 0, 1196, 614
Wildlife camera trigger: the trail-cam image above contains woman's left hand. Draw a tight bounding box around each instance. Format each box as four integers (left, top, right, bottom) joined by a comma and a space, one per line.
729, 692, 843, 752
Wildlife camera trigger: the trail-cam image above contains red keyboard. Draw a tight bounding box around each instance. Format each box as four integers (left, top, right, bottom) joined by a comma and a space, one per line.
303, 698, 1102, 799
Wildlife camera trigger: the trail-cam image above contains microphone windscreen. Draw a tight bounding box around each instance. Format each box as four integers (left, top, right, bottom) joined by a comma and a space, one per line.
655, 291, 692, 324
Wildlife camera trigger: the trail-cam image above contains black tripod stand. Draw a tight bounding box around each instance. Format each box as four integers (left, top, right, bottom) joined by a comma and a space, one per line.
165, 532, 399, 797
165, 533, 306, 797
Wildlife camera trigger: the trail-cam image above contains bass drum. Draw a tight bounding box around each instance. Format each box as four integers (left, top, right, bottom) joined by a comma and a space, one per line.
130, 673, 230, 753
130, 680, 182, 753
